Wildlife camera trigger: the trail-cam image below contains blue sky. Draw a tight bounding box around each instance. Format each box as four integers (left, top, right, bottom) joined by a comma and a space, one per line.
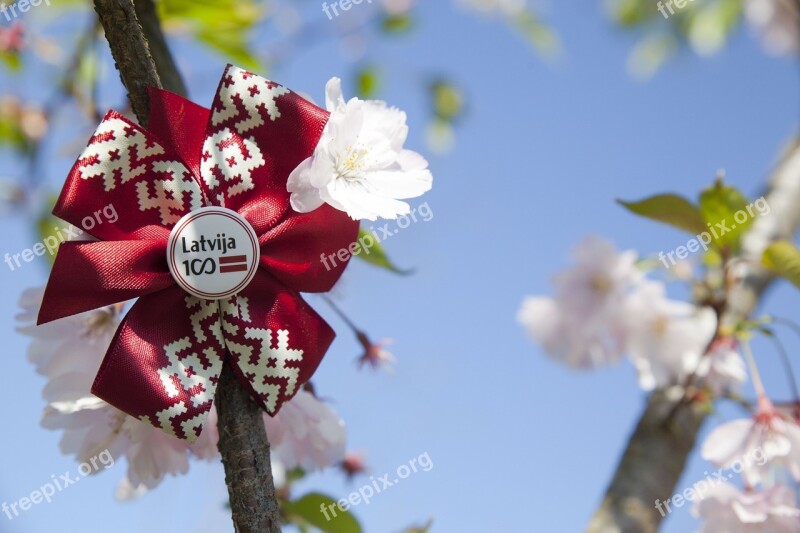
1, 1, 798, 532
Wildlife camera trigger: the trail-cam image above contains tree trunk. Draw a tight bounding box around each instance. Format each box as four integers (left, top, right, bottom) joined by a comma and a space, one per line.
91, 1, 281, 530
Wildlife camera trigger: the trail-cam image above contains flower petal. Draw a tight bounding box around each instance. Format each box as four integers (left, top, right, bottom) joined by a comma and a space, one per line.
325, 77, 345, 112
202, 66, 331, 232
701, 418, 755, 467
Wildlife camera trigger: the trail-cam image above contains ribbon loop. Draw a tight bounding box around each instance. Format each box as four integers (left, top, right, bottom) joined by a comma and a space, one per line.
38, 240, 174, 325
91, 287, 225, 443
55, 111, 204, 242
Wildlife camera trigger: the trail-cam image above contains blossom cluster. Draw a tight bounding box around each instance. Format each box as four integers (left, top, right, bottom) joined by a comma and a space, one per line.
16, 287, 347, 499
517, 236, 745, 393
518, 236, 800, 531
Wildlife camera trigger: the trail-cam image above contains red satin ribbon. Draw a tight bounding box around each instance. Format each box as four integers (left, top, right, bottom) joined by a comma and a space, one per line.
38, 65, 359, 442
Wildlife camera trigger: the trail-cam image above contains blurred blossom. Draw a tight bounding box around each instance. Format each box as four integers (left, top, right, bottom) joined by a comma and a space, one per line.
32, 37, 63, 65
356, 331, 396, 372
455, 0, 526, 16
18, 287, 347, 499
17, 287, 191, 497
0, 95, 49, 141
702, 397, 800, 486
670, 259, 695, 281
273, 2, 303, 36
518, 236, 742, 392
426, 119, 456, 154
692, 482, 800, 532
745, 0, 800, 55
622, 281, 716, 390
381, 0, 416, 15
264, 389, 347, 471
0, 94, 20, 118
695, 336, 748, 395
518, 236, 641, 368
0, 21, 24, 54
0, 179, 27, 211
340, 451, 368, 480
20, 104, 48, 140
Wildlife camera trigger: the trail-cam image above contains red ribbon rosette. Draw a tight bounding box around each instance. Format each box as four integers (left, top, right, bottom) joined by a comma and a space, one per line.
37, 65, 359, 442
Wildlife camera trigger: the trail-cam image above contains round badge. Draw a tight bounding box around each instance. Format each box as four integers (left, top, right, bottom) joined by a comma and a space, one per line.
167, 207, 260, 300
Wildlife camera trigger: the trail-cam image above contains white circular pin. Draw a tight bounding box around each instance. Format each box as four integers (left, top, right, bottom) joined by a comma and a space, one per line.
167, 207, 260, 300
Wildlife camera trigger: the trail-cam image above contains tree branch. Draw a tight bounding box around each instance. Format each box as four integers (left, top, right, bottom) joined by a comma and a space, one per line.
91, 2, 280, 530
587, 139, 800, 533
215, 362, 282, 532
133, 0, 187, 97
93, 0, 161, 126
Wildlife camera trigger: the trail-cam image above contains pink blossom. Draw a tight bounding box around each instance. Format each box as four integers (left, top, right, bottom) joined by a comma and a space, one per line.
518, 236, 642, 368
356, 332, 396, 372
702, 398, 800, 486
692, 482, 800, 532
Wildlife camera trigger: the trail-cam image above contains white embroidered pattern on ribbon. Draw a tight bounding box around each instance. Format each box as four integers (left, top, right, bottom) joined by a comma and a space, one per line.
221, 296, 304, 413
149, 297, 224, 440
201, 67, 289, 205
76, 116, 203, 225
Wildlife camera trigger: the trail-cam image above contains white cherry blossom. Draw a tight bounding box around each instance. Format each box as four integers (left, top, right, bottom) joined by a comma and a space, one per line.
622, 281, 717, 390
695, 337, 748, 395
745, 0, 800, 55
702, 398, 800, 486
518, 236, 642, 368
288, 77, 432, 220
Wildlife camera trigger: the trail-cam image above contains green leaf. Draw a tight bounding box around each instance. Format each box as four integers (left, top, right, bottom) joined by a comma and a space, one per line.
37, 198, 62, 266
355, 66, 379, 99
284, 493, 362, 533
353, 228, 412, 275
763, 241, 800, 290
382, 13, 413, 33
0, 110, 30, 154
195, 28, 262, 70
1, 51, 21, 71
612, 0, 654, 26
430, 81, 464, 122
285, 466, 306, 484
698, 179, 752, 253
686, 0, 743, 56
158, 0, 263, 69
512, 11, 561, 56
617, 193, 707, 235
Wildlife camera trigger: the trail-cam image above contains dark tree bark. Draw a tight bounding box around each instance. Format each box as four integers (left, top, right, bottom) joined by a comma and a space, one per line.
216, 362, 282, 532
91, 1, 281, 530
588, 140, 800, 532
133, 0, 187, 97
93, 0, 161, 126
